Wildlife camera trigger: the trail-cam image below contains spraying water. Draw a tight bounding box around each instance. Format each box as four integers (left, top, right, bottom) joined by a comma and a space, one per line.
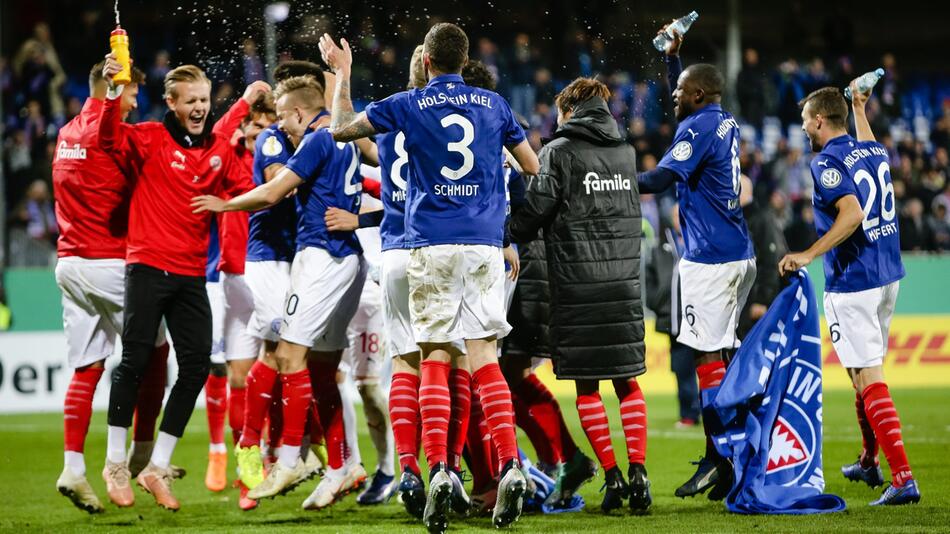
114, 0, 120, 26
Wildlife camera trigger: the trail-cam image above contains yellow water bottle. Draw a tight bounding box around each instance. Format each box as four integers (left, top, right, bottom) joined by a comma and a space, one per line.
110, 27, 132, 85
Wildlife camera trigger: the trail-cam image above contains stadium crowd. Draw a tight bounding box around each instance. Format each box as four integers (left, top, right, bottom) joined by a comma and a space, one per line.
4, 13, 950, 267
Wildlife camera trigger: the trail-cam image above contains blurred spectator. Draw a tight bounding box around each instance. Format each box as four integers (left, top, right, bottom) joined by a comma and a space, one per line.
534, 68, 556, 107
147, 50, 172, 118
899, 198, 935, 251
14, 179, 58, 243
241, 38, 265, 85
739, 175, 788, 338
211, 81, 236, 119
736, 48, 768, 130
879, 53, 902, 121
785, 198, 817, 251
13, 23, 67, 121
932, 204, 950, 251
508, 33, 536, 117
775, 60, 805, 131
771, 147, 812, 202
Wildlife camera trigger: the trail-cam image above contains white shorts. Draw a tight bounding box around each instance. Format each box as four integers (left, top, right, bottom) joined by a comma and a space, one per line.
55, 256, 165, 368
407, 244, 511, 344
221, 273, 259, 362
677, 257, 756, 352
245, 260, 292, 342
824, 282, 899, 368
280, 247, 366, 351
382, 249, 418, 359
207, 280, 226, 364
341, 277, 384, 383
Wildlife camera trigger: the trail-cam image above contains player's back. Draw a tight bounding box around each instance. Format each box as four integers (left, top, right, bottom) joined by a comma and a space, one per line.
812, 135, 904, 292
284, 128, 363, 257
364, 74, 526, 248
52, 98, 130, 259
658, 104, 753, 264
376, 130, 409, 250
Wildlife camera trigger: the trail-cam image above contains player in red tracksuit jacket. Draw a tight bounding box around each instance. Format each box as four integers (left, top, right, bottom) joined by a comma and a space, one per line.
97, 53, 269, 511
52, 60, 176, 514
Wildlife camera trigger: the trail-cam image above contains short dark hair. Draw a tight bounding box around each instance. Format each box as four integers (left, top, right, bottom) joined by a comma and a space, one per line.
90, 60, 144, 90
684, 63, 724, 97
424, 23, 469, 74
555, 77, 610, 114
461, 60, 496, 91
273, 60, 325, 92
250, 93, 277, 119
799, 87, 848, 129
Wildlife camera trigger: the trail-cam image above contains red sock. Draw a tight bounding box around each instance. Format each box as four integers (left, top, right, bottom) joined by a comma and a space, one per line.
64, 366, 105, 453
239, 360, 278, 448
420, 360, 451, 468
205, 374, 228, 446
862, 382, 913, 486
854, 389, 879, 467
515, 373, 577, 464
447, 368, 472, 472
390, 372, 421, 474
512, 390, 557, 465
280, 369, 312, 448
132, 343, 169, 442
576, 391, 617, 471
616, 378, 647, 465
697, 360, 726, 458
308, 359, 344, 469
466, 389, 499, 491
267, 378, 284, 452
229, 386, 245, 446
472, 363, 518, 469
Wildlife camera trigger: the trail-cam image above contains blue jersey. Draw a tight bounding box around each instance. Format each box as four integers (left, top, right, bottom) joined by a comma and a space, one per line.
284, 128, 363, 257
364, 74, 526, 248
206, 215, 221, 282
658, 104, 754, 264
810, 135, 904, 292
377, 131, 408, 251
247, 125, 296, 262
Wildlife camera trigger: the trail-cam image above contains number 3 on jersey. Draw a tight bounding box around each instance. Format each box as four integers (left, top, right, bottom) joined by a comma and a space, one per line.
440, 113, 474, 181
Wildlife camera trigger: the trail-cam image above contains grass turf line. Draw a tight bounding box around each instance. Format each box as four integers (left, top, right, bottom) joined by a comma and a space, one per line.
0, 388, 948, 533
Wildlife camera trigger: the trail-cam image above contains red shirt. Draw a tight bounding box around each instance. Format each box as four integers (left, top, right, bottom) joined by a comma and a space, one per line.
52, 98, 130, 259
99, 94, 254, 276
217, 147, 252, 274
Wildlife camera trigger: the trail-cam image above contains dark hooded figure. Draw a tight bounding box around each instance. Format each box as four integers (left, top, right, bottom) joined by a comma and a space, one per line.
510, 77, 650, 513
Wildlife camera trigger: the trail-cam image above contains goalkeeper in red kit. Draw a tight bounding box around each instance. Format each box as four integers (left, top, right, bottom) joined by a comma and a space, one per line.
97, 53, 269, 511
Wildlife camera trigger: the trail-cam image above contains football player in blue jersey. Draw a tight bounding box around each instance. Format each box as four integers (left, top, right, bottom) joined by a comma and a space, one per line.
779, 83, 919, 506
636, 23, 756, 500
319, 23, 539, 533
191, 75, 379, 508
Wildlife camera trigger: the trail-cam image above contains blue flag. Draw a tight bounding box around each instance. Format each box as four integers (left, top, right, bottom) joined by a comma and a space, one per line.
709, 271, 846, 514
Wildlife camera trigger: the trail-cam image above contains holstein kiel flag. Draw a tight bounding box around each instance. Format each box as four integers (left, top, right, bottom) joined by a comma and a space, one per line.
709, 271, 846, 514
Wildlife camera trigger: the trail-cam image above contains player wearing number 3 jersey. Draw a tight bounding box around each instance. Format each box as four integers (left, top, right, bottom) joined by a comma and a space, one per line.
320, 23, 540, 532
779, 85, 917, 506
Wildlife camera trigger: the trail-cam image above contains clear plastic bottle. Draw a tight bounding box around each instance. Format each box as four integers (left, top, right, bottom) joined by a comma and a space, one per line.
844, 68, 885, 100
653, 11, 699, 52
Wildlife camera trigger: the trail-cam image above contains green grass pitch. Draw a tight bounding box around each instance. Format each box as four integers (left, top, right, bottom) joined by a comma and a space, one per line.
1, 388, 948, 533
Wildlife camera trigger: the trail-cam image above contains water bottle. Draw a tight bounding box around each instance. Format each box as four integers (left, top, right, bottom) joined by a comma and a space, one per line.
844, 68, 885, 100
653, 11, 699, 52
109, 26, 132, 85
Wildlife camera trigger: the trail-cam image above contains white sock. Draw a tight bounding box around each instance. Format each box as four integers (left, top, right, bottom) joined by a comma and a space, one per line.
150, 431, 178, 469
64, 451, 86, 476
107, 426, 128, 464
278, 444, 300, 468
339, 380, 362, 465
209, 442, 227, 454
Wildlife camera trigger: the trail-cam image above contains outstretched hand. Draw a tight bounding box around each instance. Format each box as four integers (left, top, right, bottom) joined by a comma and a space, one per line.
849, 79, 871, 111
658, 20, 683, 56
191, 195, 228, 214
778, 251, 813, 276
242, 80, 272, 105
318, 34, 352, 74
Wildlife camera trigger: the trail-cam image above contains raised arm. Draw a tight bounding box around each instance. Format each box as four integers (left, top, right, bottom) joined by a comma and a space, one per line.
212, 81, 270, 137
659, 21, 684, 96
99, 54, 146, 175
849, 80, 876, 143
318, 34, 378, 142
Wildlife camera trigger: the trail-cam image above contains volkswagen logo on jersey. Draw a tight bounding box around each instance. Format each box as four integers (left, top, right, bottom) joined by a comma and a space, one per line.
671, 140, 692, 161
820, 168, 842, 188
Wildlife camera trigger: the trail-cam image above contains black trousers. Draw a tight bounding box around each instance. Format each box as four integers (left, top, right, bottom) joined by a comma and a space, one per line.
108, 263, 211, 438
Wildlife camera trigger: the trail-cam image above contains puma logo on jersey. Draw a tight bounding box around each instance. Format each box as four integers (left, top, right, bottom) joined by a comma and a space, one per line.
56, 141, 87, 160
816, 160, 828, 167
583, 171, 631, 195
174, 150, 186, 163
687, 128, 699, 139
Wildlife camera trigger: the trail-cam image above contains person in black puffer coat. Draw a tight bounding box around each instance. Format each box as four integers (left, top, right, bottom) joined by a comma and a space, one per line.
511, 78, 650, 513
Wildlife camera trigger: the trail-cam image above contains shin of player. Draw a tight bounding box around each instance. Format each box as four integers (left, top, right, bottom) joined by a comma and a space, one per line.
780, 83, 917, 506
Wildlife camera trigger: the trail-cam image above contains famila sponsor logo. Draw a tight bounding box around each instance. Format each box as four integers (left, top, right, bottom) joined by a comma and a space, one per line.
57, 141, 87, 160
583, 171, 631, 195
